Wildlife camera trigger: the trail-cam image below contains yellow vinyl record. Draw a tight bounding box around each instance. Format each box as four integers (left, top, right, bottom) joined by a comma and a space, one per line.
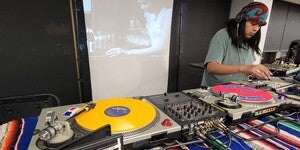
74, 98, 157, 133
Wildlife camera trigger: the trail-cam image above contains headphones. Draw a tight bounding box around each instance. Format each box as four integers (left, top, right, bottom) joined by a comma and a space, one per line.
235, 2, 266, 23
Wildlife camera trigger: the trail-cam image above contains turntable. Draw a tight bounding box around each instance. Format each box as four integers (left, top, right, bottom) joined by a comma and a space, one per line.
183, 84, 292, 125
29, 98, 181, 150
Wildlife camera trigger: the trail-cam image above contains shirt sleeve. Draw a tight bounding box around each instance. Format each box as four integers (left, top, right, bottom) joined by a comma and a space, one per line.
204, 29, 228, 66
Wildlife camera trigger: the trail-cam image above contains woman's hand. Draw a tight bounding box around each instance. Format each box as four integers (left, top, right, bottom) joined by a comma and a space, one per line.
241, 64, 272, 79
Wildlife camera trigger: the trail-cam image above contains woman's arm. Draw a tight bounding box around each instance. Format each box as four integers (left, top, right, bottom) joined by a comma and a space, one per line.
207, 61, 272, 79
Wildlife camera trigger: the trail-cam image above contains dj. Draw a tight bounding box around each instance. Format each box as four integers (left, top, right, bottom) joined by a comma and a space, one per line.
201, 2, 272, 87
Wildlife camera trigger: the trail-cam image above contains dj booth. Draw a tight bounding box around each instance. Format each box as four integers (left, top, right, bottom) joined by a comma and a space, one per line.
1, 78, 300, 150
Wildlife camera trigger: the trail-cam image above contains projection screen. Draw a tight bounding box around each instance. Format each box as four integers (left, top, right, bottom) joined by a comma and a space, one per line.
83, 0, 174, 100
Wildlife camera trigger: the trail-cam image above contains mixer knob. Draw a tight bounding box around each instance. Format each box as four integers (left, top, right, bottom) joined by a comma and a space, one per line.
194, 112, 198, 116
202, 111, 205, 115
175, 94, 179, 97
164, 98, 169, 102
187, 107, 191, 111
177, 107, 180, 111
190, 110, 194, 114
175, 112, 179, 116
187, 113, 191, 119
183, 111, 187, 116
178, 114, 183, 120
197, 108, 201, 113
183, 105, 187, 109
171, 109, 175, 114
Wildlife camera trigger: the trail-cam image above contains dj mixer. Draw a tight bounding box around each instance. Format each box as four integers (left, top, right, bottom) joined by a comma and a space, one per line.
143, 92, 226, 140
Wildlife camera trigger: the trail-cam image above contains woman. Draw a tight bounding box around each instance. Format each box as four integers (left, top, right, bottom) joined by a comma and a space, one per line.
201, 2, 272, 87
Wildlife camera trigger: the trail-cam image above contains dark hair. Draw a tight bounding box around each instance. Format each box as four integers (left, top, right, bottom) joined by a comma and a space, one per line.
225, 19, 261, 55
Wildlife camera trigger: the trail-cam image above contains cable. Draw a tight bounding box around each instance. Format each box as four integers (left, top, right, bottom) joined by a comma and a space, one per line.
206, 112, 299, 148
275, 112, 300, 123
208, 130, 248, 150
194, 127, 227, 150
162, 139, 210, 150
231, 136, 250, 150
234, 115, 284, 135
218, 132, 232, 150
206, 131, 232, 150
231, 120, 281, 141
231, 115, 283, 141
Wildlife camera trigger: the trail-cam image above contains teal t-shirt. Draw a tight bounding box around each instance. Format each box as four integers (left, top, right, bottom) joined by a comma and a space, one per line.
201, 28, 256, 86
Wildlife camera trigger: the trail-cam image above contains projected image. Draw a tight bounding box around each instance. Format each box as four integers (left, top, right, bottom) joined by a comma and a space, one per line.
83, 0, 173, 99
105, 0, 172, 56
84, 0, 172, 56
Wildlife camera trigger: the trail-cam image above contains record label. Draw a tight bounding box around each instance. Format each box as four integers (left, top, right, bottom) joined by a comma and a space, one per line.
104, 106, 130, 117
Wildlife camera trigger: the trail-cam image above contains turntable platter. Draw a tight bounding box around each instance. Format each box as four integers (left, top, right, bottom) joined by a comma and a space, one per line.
211, 84, 273, 103
74, 98, 157, 133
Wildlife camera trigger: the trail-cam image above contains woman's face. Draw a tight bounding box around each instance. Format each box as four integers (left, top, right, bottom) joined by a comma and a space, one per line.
244, 21, 261, 39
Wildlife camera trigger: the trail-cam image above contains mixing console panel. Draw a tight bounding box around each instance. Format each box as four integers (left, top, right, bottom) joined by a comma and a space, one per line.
263, 63, 300, 76
144, 92, 226, 140
164, 97, 219, 122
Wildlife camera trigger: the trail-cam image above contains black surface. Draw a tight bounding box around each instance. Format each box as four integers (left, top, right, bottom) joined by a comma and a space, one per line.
264, 0, 289, 52
0, 94, 59, 125
73, 0, 92, 103
0, 0, 92, 105
168, 0, 231, 92
189, 63, 204, 69
57, 124, 118, 150
281, 4, 300, 51
264, 1, 300, 52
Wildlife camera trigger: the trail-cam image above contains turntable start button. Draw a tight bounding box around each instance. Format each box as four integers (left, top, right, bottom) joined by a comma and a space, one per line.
161, 119, 173, 127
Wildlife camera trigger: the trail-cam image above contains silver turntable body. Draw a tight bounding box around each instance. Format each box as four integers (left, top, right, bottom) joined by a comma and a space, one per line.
29, 99, 181, 150
183, 88, 292, 124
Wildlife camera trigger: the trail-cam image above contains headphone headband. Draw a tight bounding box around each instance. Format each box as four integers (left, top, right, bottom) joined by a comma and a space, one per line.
235, 2, 268, 26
